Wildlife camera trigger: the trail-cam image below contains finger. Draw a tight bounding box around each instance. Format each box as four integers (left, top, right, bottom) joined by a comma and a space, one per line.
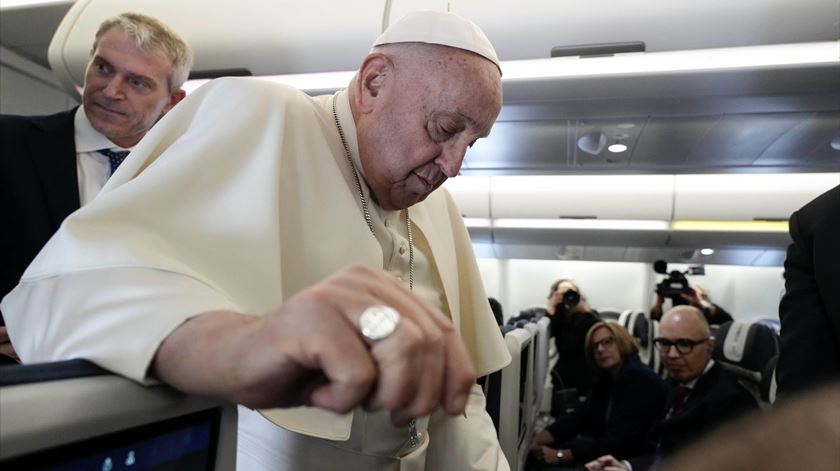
440, 325, 476, 415
264, 289, 380, 413
0, 326, 9, 342
364, 315, 425, 419
387, 327, 445, 425
325, 267, 452, 416
315, 266, 471, 418
335, 266, 451, 331
299, 317, 378, 413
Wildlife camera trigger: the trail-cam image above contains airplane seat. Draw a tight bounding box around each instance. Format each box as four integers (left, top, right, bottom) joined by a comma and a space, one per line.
760, 354, 779, 406
650, 319, 665, 377
495, 328, 533, 471
0, 359, 237, 467
597, 308, 622, 323
713, 320, 780, 407
628, 311, 653, 366
755, 317, 781, 334
617, 309, 634, 328
533, 317, 552, 414
501, 324, 517, 336
513, 307, 547, 324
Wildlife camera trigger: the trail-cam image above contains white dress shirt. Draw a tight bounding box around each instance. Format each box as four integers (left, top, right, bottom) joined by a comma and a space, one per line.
73, 106, 131, 205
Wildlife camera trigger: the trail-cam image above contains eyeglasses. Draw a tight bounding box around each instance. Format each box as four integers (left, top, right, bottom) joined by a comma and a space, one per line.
589, 336, 616, 350
653, 337, 710, 354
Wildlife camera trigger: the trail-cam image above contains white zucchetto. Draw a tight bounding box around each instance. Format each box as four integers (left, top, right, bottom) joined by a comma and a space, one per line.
372, 10, 501, 73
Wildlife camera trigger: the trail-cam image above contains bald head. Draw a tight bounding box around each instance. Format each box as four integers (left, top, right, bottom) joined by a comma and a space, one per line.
658, 305, 714, 383
662, 305, 711, 338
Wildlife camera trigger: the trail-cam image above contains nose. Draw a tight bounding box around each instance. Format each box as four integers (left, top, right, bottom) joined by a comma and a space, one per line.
102, 76, 125, 99
435, 144, 466, 178
665, 346, 681, 358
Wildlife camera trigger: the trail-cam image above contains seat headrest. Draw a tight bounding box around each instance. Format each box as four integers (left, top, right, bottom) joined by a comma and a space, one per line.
597, 309, 622, 321
714, 320, 779, 373
629, 311, 651, 348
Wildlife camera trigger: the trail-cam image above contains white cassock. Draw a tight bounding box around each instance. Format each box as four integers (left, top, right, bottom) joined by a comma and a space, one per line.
2, 77, 511, 471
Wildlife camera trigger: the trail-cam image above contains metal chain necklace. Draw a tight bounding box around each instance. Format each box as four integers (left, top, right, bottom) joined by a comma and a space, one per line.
331, 96, 420, 448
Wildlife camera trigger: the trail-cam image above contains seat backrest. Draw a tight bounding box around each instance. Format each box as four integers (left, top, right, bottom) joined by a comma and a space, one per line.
617, 309, 634, 327
532, 317, 552, 416
597, 308, 622, 323
0, 360, 237, 468
650, 319, 664, 377
627, 311, 653, 366
713, 320, 780, 406
495, 328, 532, 471
760, 354, 779, 405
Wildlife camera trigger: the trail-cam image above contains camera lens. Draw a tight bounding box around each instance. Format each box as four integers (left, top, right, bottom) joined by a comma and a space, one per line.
563, 289, 581, 307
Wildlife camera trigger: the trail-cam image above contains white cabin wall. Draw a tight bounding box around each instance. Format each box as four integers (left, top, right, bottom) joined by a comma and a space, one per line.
477, 258, 652, 321
478, 258, 784, 322
649, 263, 785, 320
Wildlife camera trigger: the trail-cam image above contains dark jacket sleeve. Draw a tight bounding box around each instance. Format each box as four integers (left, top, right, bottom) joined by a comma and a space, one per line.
777, 186, 840, 398
564, 360, 668, 463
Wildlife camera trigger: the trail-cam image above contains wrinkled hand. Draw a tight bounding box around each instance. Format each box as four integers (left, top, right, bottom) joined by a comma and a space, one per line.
0, 326, 20, 362
585, 455, 630, 471
153, 265, 476, 426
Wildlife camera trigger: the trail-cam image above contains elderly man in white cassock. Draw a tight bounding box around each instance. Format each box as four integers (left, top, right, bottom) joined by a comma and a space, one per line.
2, 10, 511, 471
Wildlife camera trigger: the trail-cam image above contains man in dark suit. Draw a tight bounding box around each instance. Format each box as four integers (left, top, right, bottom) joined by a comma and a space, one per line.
585, 306, 758, 471
776, 184, 840, 399
0, 12, 193, 362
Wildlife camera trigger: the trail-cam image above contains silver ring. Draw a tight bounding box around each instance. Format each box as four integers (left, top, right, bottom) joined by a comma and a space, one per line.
360, 305, 400, 341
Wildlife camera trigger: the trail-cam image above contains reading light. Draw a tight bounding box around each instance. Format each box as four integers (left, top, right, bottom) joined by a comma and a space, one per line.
671, 220, 789, 232
700, 248, 715, 255
577, 132, 607, 155
464, 218, 671, 231
461, 218, 790, 233
608, 144, 628, 153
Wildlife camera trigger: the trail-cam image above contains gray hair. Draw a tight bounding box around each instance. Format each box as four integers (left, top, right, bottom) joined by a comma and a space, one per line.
91, 12, 193, 91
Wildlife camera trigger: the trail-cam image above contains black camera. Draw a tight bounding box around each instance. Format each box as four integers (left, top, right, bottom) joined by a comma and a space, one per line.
554, 289, 581, 314
653, 260, 704, 304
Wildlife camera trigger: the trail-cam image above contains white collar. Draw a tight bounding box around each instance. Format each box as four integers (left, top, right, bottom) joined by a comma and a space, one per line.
74, 106, 130, 153
682, 359, 715, 390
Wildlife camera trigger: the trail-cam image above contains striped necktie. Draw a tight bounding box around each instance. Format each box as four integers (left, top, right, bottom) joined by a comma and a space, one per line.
98, 149, 130, 175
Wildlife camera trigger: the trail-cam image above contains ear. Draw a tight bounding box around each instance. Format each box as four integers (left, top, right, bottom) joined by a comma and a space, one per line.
162, 88, 187, 115
353, 53, 393, 115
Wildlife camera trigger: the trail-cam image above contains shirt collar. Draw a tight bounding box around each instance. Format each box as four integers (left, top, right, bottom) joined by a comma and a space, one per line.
683, 359, 715, 389
74, 105, 131, 153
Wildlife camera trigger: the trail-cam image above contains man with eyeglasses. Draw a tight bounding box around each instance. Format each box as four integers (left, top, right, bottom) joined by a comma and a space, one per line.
584, 306, 757, 471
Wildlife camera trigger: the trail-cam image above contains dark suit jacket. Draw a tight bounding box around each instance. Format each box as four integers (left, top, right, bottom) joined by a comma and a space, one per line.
777, 185, 840, 398
551, 310, 601, 393
547, 354, 669, 464
1, 108, 80, 323
628, 362, 758, 470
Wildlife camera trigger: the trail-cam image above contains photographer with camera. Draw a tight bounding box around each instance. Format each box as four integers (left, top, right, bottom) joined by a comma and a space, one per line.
650, 262, 733, 326
547, 280, 601, 398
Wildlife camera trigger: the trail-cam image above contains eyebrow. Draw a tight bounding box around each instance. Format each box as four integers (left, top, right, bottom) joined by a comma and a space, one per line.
93, 55, 157, 87
457, 112, 492, 138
